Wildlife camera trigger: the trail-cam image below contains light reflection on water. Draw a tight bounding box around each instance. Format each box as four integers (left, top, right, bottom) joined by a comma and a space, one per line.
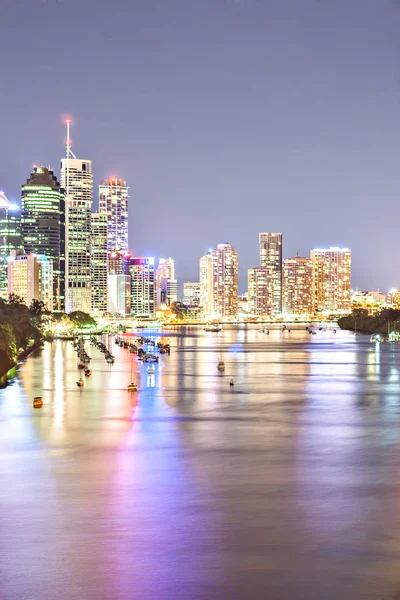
1, 326, 400, 599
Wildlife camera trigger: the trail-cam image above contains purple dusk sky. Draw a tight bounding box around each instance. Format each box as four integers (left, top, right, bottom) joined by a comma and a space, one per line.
1, 0, 400, 292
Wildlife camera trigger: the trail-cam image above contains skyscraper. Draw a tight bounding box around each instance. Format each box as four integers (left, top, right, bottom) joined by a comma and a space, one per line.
283, 256, 313, 315
155, 258, 177, 306
199, 251, 215, 317
311, 247, 351, 312
214, 243, 239, 318
248, 267, 271, 316
107, 249, 131, 316
91, 213, 108, 315
99, 178, 129, 252
60, 123, 92, 314
127, 257, 155, 316
0, 191, 21, 299
259, 233, 282, 315
8, 253, 42, 306
183, 282, 201, 307
20, 167, 65, 311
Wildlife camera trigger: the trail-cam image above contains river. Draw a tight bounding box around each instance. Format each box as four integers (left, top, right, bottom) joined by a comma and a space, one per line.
1, 325, 400, 599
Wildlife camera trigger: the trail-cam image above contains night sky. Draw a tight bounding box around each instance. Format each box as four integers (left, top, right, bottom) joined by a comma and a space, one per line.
1, 0, 400, 292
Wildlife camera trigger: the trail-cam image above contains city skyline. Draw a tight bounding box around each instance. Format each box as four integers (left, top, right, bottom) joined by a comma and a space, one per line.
1, 2, 400, 292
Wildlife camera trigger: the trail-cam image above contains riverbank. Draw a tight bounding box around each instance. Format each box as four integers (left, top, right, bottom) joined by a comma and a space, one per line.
0, 343, 42, 388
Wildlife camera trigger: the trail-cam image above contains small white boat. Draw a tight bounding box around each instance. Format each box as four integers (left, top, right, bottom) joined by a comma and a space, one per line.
204, 324, 222, 332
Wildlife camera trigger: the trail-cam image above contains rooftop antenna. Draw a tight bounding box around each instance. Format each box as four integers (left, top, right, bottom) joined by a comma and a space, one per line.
65, 119, 76, 160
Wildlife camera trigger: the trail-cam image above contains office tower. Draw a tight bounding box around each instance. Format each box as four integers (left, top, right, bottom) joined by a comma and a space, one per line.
60, 122, 92, 314
183, 282, 201, 307
36, 255, 53, 311
248, 267, 271, 316
99, 177, 129, 252
127, 257, 155, 316
8, 253, 42, 306
20, 167, 65, 311
214, 243, 239, 318
199, 251, 215, 316
155, 258, 176, 306
311, 247, 351, 312
283, 256, 313, 315
0, 191, 22, 299
91, 213, 108, 315
259, 233, 282, 315
107, 275, 131, 316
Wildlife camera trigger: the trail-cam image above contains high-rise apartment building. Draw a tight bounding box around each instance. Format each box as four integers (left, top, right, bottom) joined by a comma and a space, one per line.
91, 213, 108, 315
311, 247, 351, 312
37, 255, 53, 311
8, 253, 42, 306
183, 282, 201, 307
214, 243, 239, 318
127, 257, 155, 316
0, 191, 21, 299
283, 256, 313, 315
259, 233, 282, 315
199, 251, 215, 316
60, 125, 92, 314
21, 167, 65, 311
248, 267, 271, 316
155, 258, 176, 306
99, 178, 129, 252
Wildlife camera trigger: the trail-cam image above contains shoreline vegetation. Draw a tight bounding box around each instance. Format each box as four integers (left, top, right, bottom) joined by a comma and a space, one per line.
0, 295, 44, 382
0, 296, 97, 382
338, 308, 400, 335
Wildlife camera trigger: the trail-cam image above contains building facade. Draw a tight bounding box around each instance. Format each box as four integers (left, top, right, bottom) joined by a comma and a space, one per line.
21, 167, 65, 311
183, 282, 201, 307
0, 191, 21, 300
259, 232, 282, 315
8, 253, 42, 306
283, 256, 313, 315
99, 177, 129, 252
127, 257, 155, 316
36, 255, 53, 311
199, 251, 215, 317
107, 274, 131, 316
155, 258, 176, 306
248, 267, 271, 316
60, 157, 92, 314
214, 243, 239, 318
311, 247, 351, 312
91, 213, 108, 315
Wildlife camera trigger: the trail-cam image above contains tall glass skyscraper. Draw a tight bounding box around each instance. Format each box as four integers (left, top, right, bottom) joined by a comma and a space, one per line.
0, 191, 22, 300
127, 257, 155, 316
60, 156, 93, 314
99, 178, 129, 252
259, 232, 282, 315
21, 167, 65, 311
91, 213, 108, 315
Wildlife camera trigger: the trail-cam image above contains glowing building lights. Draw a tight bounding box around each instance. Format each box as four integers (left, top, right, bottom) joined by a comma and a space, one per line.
310, 247, 351, 312
21, 166, 65, 311
259, 233, 282, 315
99, 177, 129, 252
60, 125, 93, 314
283, 256, 313, 315
0, 191, 22, 299
200, 244, 238, 318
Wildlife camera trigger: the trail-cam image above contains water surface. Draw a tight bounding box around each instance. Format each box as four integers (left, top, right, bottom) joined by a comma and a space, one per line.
1, 326, 400, 599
